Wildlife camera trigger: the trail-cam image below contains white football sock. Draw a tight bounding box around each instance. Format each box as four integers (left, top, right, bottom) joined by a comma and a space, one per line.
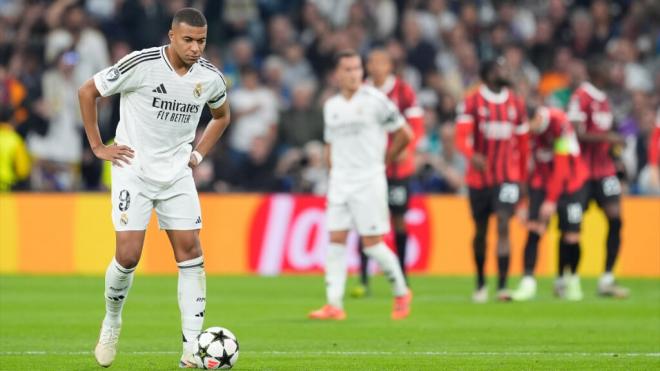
325, 243, 347, 309
364, 242, 408, 297
178, 256, 206, 353
103, 257, 135, 328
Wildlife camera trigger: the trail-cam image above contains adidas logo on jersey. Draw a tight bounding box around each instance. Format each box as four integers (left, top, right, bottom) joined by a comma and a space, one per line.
152, 83, 168, 94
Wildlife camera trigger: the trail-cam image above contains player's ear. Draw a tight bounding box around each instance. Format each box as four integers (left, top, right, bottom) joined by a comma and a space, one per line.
168, 29, 174, 42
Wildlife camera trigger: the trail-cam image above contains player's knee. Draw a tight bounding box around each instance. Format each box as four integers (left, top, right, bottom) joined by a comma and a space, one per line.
473, 220, 487, 252
392, 214, 406, 233
329, 231, 348, 245
562, 232, 580, 244
604, 203, 621, 219
115, 251, 140, 269
361, 235, 383, 248
496, 217, 510, 239
177, 234, 202, 259
475, 221, 487, 238
527, 221, 545, 235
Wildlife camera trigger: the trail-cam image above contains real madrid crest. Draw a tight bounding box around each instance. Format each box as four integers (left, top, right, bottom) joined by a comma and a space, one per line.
193, 83, 203, 98
120, 212, 129, 226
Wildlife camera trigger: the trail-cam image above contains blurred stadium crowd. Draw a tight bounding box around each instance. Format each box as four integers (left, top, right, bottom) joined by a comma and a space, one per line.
0, 0, 658, 194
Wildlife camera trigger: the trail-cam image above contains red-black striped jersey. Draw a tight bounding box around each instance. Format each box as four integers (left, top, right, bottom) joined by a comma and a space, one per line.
530, 107, 587, 202
455, 85, 529, 189
366, 76, 424, 179
567, 82, 616, 179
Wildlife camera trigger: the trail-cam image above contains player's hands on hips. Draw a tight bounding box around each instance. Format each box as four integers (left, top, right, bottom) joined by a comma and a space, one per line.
93, 143, 134, 167
188, 153, 200, 168
539, 200, 557, 222
470, 154, 487, 171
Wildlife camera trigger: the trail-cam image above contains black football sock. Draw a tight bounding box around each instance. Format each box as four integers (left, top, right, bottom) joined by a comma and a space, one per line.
497, 255, 510, 290
558, 240, 571, 277
605, 217, 622, 273
358, 241, 369, 286
473, 220, 488, 289
567, 241, 581, 275
395, 230, 408, 282
523, 231, 541, 277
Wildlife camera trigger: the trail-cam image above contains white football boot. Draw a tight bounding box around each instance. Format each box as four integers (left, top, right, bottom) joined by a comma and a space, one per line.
94, 324, 121, 367
512, 276, 537, 302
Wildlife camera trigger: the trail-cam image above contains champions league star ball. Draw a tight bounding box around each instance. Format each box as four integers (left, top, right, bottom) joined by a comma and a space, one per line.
193, 327, 240, 369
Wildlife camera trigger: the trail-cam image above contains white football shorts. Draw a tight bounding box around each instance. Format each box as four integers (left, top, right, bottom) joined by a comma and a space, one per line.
326, 175, 390, 236
111, 165, 202, 231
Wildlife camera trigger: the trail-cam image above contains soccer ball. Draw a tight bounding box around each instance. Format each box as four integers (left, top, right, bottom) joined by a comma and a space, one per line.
193, 326, 240, 369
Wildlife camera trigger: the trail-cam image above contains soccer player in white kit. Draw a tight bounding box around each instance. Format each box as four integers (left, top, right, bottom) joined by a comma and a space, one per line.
78, 8, 230, 368
308, 50, 414, 321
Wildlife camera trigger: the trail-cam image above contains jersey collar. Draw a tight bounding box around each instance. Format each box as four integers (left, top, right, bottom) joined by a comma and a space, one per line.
366, 75, 396, 95
581, 82, 606, 101
161, 46, 195, 75
479, 84, 509, 104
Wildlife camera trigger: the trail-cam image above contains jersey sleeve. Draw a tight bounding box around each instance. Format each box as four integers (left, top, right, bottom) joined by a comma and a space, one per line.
374, 91, 406, 132
455, 96, 475, 159
649, 119, 660, 166
514, 97, 530, 182
567, 91, 587, 126
400, 83, 425, 147
322, 101, 334, 143
207, 72, 228, 109
93, 50, 147, 97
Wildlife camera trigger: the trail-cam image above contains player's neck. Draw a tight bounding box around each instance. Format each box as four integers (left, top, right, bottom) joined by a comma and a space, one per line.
340, 87, 359, 100
165, 45, 193, 76
485, 83, 502, 93
372, 76, 387, 88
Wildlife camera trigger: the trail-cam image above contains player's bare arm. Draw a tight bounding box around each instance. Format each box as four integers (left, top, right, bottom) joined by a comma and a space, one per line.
324, 143, 331, 170
189, 101, 231, 168
572, 121, 625, 145
78, 78, 134, 167
385, 125, 413, 165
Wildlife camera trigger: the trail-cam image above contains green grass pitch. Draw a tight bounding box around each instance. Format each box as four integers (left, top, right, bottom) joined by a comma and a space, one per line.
1, 275, 658, 370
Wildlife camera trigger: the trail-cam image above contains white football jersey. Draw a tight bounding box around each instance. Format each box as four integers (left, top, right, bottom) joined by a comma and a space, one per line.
323, 85, 406, 182
94, 46, 227, 185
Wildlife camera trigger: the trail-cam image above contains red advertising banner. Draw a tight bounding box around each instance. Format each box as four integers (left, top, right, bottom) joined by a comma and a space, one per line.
248, 195, 431, 275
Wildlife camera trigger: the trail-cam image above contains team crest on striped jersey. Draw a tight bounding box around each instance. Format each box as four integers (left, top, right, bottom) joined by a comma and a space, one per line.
193, 83, 202, 98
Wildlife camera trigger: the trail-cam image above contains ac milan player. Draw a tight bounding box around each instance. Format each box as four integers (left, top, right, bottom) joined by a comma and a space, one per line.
567, 60, 629, 298
512, 105, 588, 302
455, 59, 529, 303
351, 49, 425, 297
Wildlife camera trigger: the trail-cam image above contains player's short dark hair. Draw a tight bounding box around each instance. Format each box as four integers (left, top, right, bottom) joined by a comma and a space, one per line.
586, 57, 609, 81
479, 57, 505, 82
334, 49, 360, 68
367, 47, 391, 62
172, 7, 207, 28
